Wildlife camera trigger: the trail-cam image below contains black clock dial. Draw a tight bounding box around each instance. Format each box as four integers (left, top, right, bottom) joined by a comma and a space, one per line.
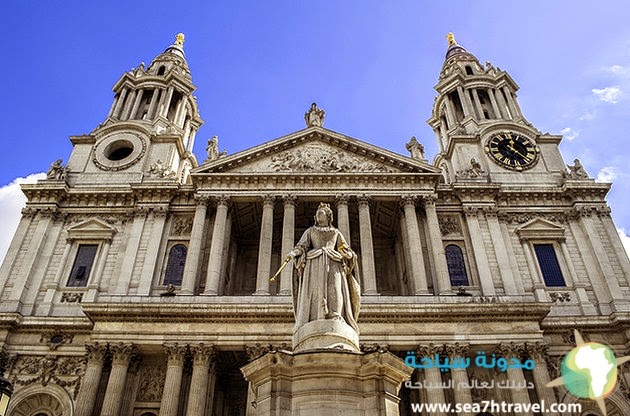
484, 132, 538, 171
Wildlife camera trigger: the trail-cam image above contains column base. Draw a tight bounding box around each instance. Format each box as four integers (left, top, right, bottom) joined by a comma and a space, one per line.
252, 291, 271, 296
363, 290, 380, 296
241, 349, 412, 416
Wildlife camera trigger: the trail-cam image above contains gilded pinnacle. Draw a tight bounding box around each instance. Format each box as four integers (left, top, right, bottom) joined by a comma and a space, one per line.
446, 32, 456, 46
175, 33, 185, 47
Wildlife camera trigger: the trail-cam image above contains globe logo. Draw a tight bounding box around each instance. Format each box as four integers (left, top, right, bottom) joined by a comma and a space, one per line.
547, 330, 630, 416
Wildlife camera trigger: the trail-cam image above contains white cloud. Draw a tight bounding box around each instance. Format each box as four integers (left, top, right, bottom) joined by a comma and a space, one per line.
560, 127, 579, 141
0, 173, 46, 266
618, 228, 630, 259
596, 166, 618, 183
592, 86, 621, 103
606, 65, 630, 77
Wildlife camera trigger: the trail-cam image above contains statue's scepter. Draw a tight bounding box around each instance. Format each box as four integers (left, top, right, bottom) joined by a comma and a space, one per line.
269, 255, 292, 282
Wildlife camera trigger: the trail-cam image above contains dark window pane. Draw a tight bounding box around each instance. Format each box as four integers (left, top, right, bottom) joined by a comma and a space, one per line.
164, 244, 187, 285
67, 244, 98, 287
534, 244, 566, 287
445, 244, 469, 286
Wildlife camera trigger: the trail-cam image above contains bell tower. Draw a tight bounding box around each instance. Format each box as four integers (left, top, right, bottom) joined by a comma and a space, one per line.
429, 33, 569, 185
66, 33, 203, 185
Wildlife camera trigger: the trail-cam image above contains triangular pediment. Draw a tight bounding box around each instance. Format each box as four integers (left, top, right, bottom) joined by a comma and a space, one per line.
192, 126, 439, 175
515, 218, 565, 240
67, 218, 118, 240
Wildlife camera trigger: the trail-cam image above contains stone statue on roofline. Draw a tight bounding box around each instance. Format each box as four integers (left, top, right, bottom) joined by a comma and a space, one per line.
305, 102, 325, 127
566, 158, 588, 179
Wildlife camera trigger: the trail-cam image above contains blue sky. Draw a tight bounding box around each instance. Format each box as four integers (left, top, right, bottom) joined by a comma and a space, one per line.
1, 1, 630, 258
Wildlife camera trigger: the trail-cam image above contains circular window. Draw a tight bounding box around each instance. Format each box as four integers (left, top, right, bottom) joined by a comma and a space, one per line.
93, 132, 147, 171
50, 334, 64, 344
105, 140, 134, 161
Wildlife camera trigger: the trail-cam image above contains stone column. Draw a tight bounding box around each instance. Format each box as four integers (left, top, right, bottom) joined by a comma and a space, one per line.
416, 344, 446, 416
160, 86, 175, 118
496, 343, 532, 415
487, 89, 502, 119
421, 195, 450, 294
255, 195, 275, 295
401, 196, 428, 294
485, 208, 519, 295
75, 343, 108, 416
147, 88, 161, 119
598, 207, 630, 286
121, 90, 137, 120
129, 89, 144, 120
558, 237, 595, 313
357, 195, 378, 295
186, 344, 217, 416
520, 239, 547, 301
502, 87, 521, 118
159, 344, 187, 416
112, 88, 128, 119
457, 86, 474, 118
100, 343, 136, 416
279, 195, 296, 295
495, 88, 511, 119
444, 96, 458, 127
463, 207, 495, 295
471, 89, 484, 118
204, 196, 231, 295
0, 211, 35, 296
335, 195, 351, 242
443, 343, 472, 416
525, 343, 558, 416
181, 195, 209, 295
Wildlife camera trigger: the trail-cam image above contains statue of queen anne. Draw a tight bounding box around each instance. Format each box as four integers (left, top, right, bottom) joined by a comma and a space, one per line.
287, 203, 361, 333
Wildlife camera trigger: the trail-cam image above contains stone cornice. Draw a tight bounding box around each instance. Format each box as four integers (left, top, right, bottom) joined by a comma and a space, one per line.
193, 172, 438, 191
81, 302, 551, 324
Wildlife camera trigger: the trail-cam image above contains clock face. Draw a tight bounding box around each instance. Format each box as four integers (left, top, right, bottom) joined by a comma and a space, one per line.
484, 132, 539, 171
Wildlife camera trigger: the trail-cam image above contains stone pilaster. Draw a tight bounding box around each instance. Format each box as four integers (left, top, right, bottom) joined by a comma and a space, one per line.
463, 207, 495, 295
279, 195, 296, 295
255, 195, 275, 295
116, 206, 149, 294
204, 196, 231, 295
186, 344, 217, 416
181, 195, 210, 295
75, 343, 108, 416
138, 206, 169, 295
357, 195, 378, 295
485, 208, 519, 295
421, 195, 450, 294
159, 343, 188, 416
496, 343, 532, 415
443, 343, 472, 416
401, 196, 428, 294
100, 343, 137, 416
525, 342, 558, 416
416, 344, 446, 416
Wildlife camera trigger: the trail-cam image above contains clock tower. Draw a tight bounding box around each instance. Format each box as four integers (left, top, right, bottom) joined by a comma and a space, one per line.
65, 33, 203, 186
429, 33, 567, 185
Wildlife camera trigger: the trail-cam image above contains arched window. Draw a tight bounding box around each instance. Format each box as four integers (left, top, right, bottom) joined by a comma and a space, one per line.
163, 244, 187, 285
445, 244, 469, 286
157, 65, 166, 75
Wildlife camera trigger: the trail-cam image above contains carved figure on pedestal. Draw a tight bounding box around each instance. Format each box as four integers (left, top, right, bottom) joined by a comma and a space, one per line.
47, 159, 67, 180
304, 102, 325, 127
286, 203, 360, 333
566, 158, 588, 179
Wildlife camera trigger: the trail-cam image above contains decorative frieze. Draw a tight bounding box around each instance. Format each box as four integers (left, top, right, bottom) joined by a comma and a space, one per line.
549, 292, 571, 303
438, 216, 461, 236
171, 216, 193, 236
61, 292, 83, 303
360, 344, 390, 353
12, 354, 86, 399
138, 366, 166, 402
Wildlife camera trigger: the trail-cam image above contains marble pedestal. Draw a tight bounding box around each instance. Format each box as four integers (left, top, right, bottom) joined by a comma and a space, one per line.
241, 350, 412, 416
293, 318, 360, 352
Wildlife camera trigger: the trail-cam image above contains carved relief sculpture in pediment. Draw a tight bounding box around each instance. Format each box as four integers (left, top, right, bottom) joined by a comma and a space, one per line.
267, 143, 394, 173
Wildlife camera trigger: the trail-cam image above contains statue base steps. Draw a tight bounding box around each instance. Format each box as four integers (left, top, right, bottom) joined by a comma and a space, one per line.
240, 350, 412, 416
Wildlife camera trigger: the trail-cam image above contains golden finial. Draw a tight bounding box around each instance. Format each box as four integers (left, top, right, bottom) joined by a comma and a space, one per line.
175, 33, 185, 47
446, 32, 456, 46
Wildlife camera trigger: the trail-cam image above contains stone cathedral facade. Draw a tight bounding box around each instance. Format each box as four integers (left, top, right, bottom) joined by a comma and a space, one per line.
1, 33, 630, 416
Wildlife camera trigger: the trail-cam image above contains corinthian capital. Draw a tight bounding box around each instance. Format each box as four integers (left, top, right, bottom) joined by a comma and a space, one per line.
163, 343, 188, 365
189, 343, 217, 367
110, 343, 138, 365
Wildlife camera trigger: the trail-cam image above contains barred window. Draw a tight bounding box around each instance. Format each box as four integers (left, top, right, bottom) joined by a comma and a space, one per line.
67, 244, 98, 287
533, 244, 566, 287
164, 244, 187, 286
445, 244, 469, 286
